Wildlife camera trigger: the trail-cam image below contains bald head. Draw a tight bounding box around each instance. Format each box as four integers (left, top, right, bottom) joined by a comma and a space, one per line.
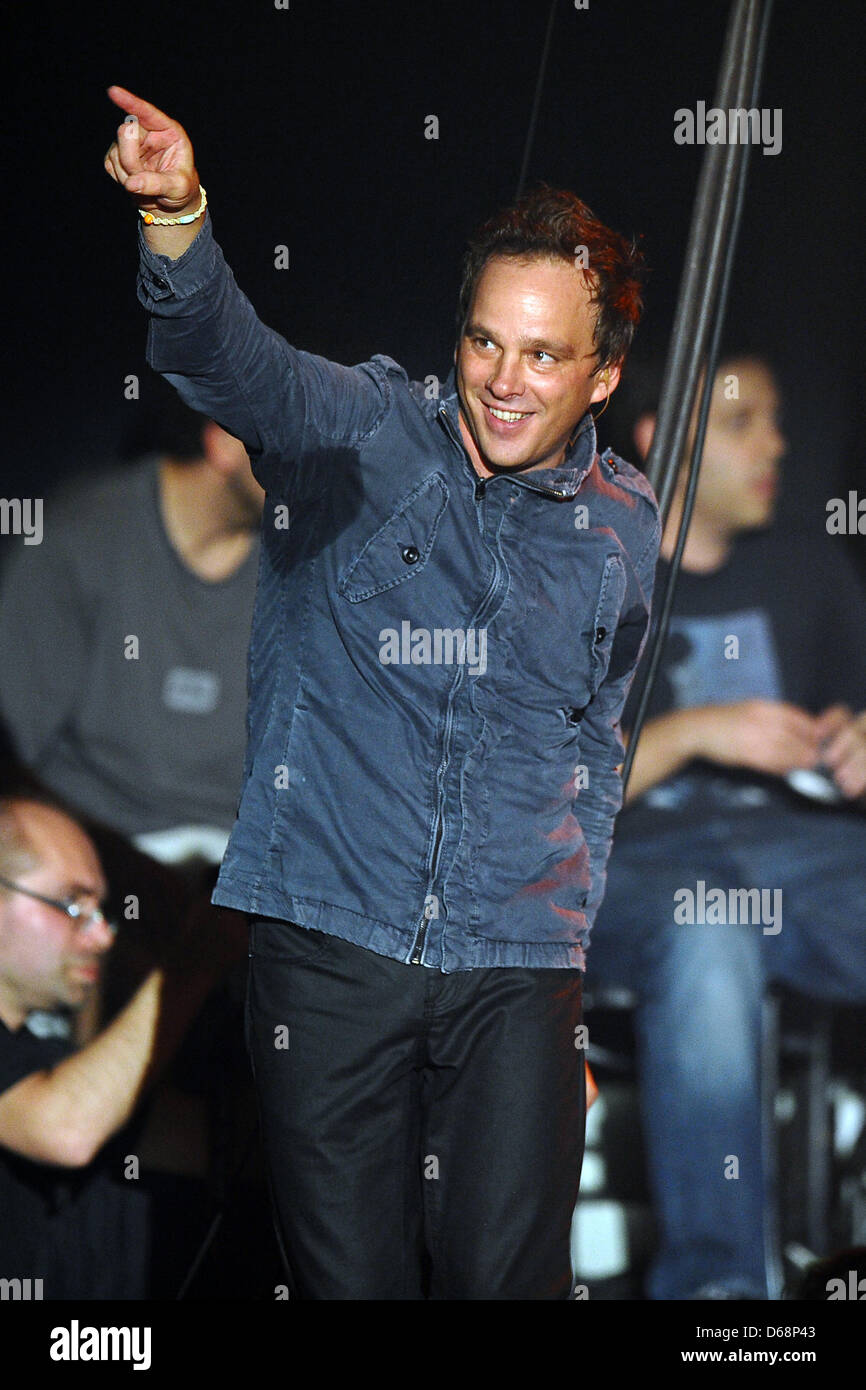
0, 799, 109, 1029
0, 800, 104, 893
0, 800, 42, 884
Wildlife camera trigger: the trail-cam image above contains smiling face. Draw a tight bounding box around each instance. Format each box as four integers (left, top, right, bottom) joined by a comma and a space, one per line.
455, 254, 620, 478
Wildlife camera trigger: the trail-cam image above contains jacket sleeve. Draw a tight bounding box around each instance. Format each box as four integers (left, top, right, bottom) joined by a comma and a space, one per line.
136, 214, 397, 496
575, 507, 661, 923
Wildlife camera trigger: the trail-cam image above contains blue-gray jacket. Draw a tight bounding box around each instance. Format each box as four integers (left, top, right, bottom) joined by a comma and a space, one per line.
137, 215, 660, 971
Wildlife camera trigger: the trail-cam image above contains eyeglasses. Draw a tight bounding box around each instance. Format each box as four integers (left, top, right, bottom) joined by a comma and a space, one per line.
0, 872, 117, 939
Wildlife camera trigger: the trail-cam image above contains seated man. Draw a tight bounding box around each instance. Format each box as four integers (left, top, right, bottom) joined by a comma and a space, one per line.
588, 352, 866, 1299
0, 795, 244, 1298
0, 386, 269, 1295
0, 379, 263, 864
0, 380, 263, 1019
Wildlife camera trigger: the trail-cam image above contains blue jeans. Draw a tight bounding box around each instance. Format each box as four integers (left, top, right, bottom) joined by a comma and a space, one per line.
587, 799, 866, 1299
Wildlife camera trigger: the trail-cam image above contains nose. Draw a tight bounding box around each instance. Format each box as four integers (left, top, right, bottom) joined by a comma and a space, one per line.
487, 351, 525, 400
79, 913, 116, 953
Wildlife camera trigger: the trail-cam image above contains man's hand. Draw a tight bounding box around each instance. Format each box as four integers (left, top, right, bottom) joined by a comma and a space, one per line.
104, 86, 205, 259
104, 85, 199, 214
814, 704, 866, 800
692, 698, 823, 778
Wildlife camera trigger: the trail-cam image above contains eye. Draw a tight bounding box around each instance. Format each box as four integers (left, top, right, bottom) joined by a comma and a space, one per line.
472, 336, 495, 350
532, 350, 556, 363
63, 893, 100, 918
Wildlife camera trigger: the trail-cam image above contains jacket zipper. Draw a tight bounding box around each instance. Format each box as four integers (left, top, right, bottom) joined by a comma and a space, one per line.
513, 476, 576, 501
416, 402, 582, 961
436, 404, 585, 502
409, 810, 444, 964
408, 412, 506, 965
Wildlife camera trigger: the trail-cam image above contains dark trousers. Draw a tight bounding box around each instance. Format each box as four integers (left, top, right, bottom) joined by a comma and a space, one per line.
246, 918, 586, 1300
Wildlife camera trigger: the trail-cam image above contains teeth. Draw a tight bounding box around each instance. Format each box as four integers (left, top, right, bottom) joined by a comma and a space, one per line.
488, 407, 529, 422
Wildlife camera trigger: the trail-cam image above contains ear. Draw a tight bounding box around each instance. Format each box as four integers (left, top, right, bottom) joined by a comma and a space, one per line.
589, 360, 622, 405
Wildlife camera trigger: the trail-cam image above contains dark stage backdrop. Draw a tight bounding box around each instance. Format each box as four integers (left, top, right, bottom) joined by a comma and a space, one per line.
5, 0, 865, 567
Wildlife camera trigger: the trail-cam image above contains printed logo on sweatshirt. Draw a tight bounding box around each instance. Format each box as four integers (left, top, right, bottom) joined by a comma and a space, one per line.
162, 667, 221, 714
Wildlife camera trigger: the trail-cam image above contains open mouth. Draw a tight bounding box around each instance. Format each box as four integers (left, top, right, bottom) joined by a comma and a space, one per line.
483, 402, 533, 429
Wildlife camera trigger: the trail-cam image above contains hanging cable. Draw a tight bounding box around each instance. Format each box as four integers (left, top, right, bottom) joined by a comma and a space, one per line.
515, 0, 559, 201
621, 0, 774, 793
644, 0, 763, 516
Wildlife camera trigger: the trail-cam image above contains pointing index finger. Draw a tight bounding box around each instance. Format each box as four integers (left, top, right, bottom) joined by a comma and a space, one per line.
107, 85, 175, 131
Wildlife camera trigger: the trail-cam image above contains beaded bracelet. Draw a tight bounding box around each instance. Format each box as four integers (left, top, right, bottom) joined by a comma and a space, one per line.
138, 185, 207, 226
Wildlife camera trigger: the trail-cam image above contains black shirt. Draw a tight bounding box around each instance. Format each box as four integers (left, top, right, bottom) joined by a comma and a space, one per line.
620, 525, 866, 834
0, 1015, 150, 1299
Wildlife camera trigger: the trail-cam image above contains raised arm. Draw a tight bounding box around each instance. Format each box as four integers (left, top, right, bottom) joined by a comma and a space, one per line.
103, 87, 395, 493
104, 86, 204, 261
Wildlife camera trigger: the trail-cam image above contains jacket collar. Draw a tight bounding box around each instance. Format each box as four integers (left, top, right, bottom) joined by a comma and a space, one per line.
437, 368, 597, 500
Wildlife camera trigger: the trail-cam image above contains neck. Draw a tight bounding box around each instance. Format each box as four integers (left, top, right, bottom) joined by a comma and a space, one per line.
660, 493, 734, 573
158, 461, 255, 582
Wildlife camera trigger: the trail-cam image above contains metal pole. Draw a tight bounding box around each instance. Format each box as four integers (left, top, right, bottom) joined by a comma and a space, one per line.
621, 0, 774, 794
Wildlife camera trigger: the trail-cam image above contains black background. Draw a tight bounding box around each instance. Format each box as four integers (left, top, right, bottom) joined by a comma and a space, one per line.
2, 2, 866, 1331
6, 0, 865, 555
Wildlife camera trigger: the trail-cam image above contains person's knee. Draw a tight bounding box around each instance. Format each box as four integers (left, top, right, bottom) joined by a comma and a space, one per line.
646, 918, 762, 997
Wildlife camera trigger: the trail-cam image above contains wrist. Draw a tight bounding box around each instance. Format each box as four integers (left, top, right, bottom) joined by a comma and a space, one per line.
138, 184, 205, 226
141, 205, 207, 261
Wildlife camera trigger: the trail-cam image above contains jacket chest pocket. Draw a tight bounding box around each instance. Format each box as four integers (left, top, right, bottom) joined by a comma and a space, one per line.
337, 473, 449, 602
480, 550, 630, 734
588, 553, 628, 697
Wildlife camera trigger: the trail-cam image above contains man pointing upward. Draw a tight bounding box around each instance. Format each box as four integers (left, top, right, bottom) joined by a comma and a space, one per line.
104, 85, 659, 1299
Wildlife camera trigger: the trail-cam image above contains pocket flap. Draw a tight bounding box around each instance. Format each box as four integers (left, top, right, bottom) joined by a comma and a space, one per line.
337, 473, 449, 602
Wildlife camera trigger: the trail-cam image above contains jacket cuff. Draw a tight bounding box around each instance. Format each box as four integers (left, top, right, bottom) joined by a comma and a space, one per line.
136, 211, 218, 305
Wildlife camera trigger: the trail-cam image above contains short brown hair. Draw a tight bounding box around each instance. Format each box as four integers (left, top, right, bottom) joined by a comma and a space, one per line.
456, 185, 645, 373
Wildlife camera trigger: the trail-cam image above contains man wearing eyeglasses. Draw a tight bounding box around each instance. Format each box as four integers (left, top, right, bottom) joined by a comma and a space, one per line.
0, 795, 245, 1298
